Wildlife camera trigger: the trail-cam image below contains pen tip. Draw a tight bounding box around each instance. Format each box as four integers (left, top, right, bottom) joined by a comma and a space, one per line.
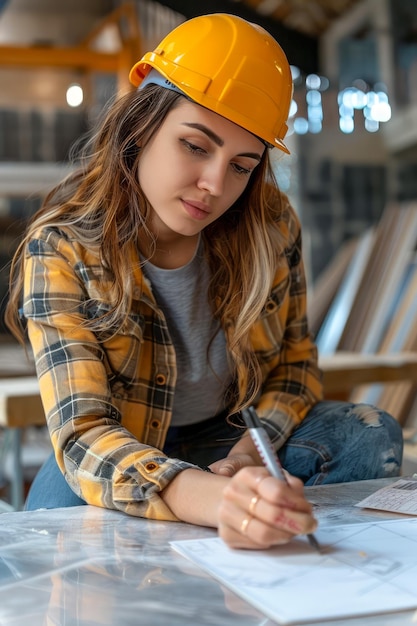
307, 533, 322, 554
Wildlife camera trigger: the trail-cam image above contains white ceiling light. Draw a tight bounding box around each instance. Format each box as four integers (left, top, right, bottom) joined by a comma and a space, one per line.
66, 83, 83, 107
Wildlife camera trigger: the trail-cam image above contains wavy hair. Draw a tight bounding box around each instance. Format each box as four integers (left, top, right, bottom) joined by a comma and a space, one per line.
6, 85, 286, 413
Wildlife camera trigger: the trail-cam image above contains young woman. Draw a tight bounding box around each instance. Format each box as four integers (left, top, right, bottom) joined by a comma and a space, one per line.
6, 13, 402, 550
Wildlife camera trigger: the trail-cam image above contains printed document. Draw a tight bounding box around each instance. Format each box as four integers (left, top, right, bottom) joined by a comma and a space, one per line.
171, 518, 417, 624
355, 478, 417, 514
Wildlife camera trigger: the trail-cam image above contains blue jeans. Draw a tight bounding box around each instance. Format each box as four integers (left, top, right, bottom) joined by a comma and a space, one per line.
25, 401, 403, 510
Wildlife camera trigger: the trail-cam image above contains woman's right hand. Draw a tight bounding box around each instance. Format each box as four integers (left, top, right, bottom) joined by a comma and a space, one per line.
217, 466, 317, 550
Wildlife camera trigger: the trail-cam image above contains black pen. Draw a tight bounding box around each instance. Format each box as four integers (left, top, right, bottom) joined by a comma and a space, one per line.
241, 406, 321, 553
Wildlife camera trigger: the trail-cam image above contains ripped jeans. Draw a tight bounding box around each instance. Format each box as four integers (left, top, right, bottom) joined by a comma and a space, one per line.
164, 400, 403, 485
276, 400, 403, 485
25, 400, 403, 510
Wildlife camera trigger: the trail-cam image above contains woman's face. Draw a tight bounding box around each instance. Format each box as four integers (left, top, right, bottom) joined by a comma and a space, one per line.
138, 98, 265, 241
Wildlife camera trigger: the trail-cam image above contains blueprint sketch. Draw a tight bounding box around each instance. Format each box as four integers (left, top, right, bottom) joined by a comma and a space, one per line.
171, 518, 417, 624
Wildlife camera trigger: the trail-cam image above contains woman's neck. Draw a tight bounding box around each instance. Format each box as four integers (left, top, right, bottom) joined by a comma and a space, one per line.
139, 232, 200, 269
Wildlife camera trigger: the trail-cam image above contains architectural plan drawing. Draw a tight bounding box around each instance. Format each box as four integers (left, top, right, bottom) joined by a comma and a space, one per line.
171, 518, 417, 624
355, 478, 417, 514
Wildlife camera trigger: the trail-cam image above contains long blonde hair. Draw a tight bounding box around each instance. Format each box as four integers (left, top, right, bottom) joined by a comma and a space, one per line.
6, 85, 286, 413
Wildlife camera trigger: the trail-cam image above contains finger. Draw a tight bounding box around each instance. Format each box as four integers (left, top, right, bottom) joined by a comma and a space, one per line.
285, 472, 306, 493
218, 499, 294, 549
224, 465, 271, 489
237, 484, 317, 536
224, 468, 313, 517
249, 494, 259, 515
222, 470, 317, 536
257, 475, 314, 514
210, 456, 244, 477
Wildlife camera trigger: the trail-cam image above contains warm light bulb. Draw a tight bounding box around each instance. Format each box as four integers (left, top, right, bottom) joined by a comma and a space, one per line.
66, 84, 84, 107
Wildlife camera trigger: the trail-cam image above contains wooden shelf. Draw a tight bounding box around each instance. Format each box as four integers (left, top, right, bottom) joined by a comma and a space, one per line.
320, 351, 417, 394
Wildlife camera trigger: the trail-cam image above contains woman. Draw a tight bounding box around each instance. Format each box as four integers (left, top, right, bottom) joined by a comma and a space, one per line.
6, 13, 402, 550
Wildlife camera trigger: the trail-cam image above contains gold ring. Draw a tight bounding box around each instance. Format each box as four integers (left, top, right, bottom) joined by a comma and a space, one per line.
249, 495, 259, 515
240, 516, 251, 535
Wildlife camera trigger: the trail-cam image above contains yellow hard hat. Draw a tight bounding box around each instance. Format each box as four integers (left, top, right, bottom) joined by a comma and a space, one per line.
129, 13, 293, 153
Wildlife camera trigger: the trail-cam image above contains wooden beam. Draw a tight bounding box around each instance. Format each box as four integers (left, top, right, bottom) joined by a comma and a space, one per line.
0, 45, 120, 73
320, 351, 417, 395
0, 4, 141, 92
81, 2, 141, 50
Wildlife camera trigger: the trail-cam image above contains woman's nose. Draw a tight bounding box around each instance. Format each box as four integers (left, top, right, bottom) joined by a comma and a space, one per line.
197, 161, 227, 196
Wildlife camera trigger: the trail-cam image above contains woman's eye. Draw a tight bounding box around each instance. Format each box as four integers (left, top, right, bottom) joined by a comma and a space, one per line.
180, 139, 206, 155
231, 163, 252, 176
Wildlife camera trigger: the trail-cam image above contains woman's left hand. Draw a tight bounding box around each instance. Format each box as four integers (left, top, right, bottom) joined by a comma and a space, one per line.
208, 432, 262, 476
209, 452, 258, 476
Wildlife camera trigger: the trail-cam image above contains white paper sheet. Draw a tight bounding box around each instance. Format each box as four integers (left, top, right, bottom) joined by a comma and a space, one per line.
355, 478, 417, 514
171, 518, 417, 625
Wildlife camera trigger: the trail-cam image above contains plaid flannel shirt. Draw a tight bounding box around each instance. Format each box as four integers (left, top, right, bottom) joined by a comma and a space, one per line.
22, 198, 323, 520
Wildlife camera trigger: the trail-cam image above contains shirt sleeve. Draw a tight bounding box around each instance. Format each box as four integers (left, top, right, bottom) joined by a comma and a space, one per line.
22, 228, 195, 520
253, 198, 324, 448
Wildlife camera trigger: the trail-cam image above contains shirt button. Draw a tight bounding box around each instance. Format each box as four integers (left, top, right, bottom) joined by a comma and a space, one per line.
150, 419, 161, 429
155, 373, 166, 385
144, 462, 159, 472
265, 300, 276, 312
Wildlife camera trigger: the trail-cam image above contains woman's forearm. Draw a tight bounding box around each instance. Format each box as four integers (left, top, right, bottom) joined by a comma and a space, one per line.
160, 468, 229, 527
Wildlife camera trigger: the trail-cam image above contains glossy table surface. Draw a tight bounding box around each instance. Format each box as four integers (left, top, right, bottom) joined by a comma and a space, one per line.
0, 478, 415, 626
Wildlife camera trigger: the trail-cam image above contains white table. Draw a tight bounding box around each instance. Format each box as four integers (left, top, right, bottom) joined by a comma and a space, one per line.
0, 478, 415, 626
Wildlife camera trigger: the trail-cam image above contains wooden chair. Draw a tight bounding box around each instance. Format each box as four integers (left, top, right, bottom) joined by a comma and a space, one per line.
0, 376, 46, 510
0, 342, 47, 511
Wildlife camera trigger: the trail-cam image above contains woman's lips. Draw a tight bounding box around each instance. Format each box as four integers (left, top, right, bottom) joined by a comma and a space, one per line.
181, 199, 211, 220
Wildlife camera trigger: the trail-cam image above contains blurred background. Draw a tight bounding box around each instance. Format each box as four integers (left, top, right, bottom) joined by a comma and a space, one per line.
1, 0, 417, 508
0, 0, 416, 331
0, 0, 416, 329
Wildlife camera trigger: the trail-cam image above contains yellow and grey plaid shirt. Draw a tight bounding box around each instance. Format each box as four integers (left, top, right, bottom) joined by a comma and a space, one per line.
22, 199, 323, 520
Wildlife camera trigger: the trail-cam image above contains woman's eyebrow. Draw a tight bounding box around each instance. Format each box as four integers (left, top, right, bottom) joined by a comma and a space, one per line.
182, 122, 224, 146
181, 122, 262, 161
